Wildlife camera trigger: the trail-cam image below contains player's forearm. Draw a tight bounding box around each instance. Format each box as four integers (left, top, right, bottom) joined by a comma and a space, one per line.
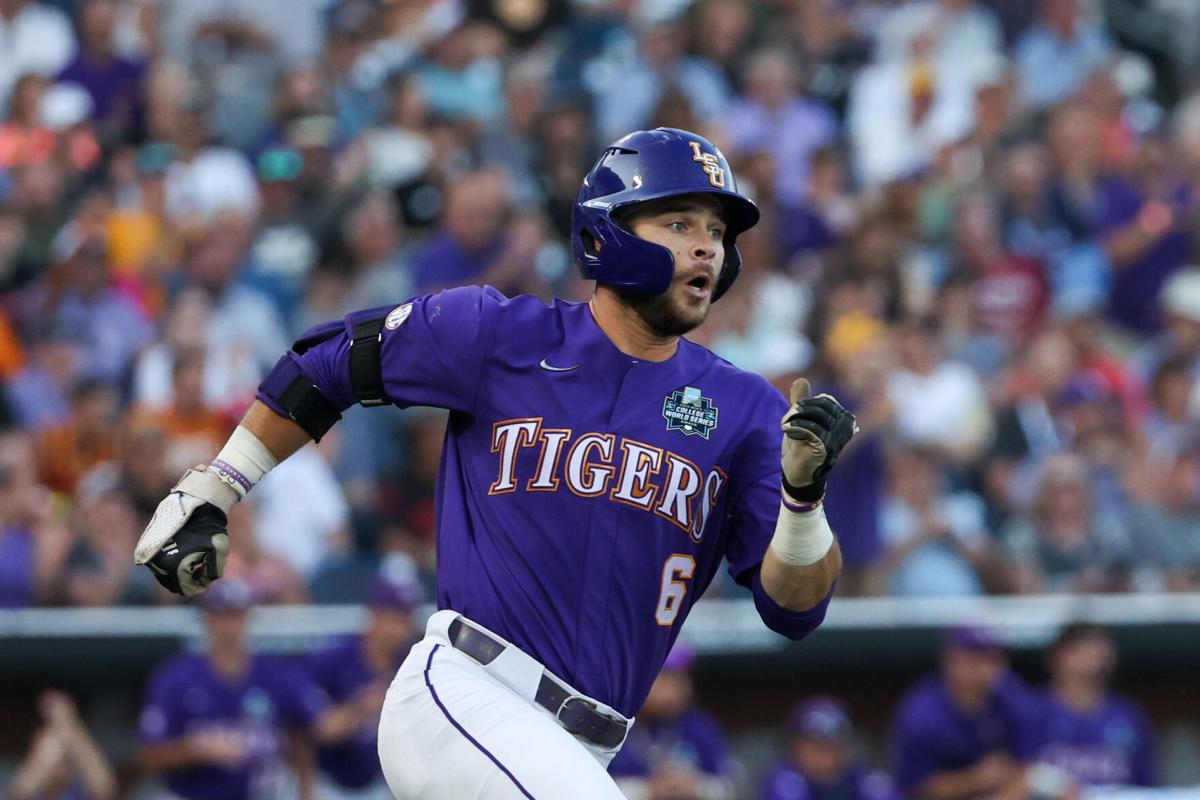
238, 399, 315, 463
311, 702, 370, 744
137, 741, 217, 771
760, 538, 841, 611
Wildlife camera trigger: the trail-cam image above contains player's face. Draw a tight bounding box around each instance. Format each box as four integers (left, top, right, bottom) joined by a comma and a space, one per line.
794, 738, 851, 782
622, 195, 727, 336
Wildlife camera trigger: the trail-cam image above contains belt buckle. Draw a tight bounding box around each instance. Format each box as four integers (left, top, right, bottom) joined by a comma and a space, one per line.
555, 693, 597, 727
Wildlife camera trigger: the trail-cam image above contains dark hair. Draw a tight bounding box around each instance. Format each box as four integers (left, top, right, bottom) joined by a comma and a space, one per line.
1050, 621, 1110, 653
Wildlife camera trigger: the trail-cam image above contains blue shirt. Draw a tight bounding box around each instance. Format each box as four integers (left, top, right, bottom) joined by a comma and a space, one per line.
1025, 691, 1158, 787
608, 707, 737, 780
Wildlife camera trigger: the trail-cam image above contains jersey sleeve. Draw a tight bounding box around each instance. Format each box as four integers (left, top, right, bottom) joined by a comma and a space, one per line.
256, 285, 504, 417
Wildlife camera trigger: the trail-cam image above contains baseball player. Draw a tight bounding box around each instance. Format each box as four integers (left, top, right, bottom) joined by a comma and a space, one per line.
134, 127, 857, 799
310, 571, 425, 799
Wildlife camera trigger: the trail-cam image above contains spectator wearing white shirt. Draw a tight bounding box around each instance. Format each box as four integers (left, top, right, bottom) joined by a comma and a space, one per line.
887, 318, 995, 464
0, 0, 77, 115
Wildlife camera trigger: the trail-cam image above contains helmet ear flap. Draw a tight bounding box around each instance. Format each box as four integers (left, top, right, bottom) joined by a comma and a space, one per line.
580, 228, 601, 257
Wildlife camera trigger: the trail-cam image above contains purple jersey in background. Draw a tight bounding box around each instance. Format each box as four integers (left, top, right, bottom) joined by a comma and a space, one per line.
760, 762, 900, 800
309, 636, 408, 790
262, 286, 832, 716
608, 707, 738, 781
139, 653, 327, 800
1026, 690, 1158, 787
890, 672, 1036, 792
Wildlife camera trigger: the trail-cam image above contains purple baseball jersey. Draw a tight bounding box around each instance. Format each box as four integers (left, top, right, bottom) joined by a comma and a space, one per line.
139, 653, 328, 800
309, 636, 408, 789
890, 673, 1036, 791
260, 286, 832, 715
608, 707, 737, 779
760, 762, 901, 800
1026, 690, 1158, 786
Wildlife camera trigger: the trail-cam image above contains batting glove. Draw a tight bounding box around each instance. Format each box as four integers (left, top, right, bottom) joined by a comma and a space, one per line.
781, 378, 858, 501
134, 467, 240, 597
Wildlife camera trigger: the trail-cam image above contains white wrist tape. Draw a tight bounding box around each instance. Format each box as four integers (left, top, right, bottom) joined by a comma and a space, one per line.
769, 499, 835, 566
208, 425, 279, 500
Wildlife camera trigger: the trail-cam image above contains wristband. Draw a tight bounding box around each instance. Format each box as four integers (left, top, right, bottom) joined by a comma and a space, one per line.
769, 493, 835, 566
208, 425, 279, 500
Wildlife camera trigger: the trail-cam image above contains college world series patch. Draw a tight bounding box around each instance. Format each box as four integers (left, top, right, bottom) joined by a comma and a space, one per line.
663, 386, 718, 439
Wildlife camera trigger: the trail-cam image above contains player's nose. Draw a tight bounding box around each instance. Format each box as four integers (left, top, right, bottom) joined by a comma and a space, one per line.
689, 235, 717, 264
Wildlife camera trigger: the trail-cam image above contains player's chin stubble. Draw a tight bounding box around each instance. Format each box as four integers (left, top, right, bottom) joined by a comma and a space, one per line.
616, 284, 710, 338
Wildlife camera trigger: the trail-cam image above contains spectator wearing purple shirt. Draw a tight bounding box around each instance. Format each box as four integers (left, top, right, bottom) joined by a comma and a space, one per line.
1095, 136, 1195, 335
1026, 623, 1158, 787
890, 626, 1037, 800
761, 696, 899, 800
609, 644, 740, 800
138, 579, 339, 800
55, 0, 145, 138
309, 569, 424, 800
727, 48, 838, 209
406, 169, 544, 297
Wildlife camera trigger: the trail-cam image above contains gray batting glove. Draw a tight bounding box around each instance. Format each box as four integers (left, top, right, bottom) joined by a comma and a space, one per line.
781, 378, 858, 498
134, 467, 240, 597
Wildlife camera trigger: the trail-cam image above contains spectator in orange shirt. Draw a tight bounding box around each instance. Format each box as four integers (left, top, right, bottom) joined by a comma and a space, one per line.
130, 346, 234, 476
35, 378, 119, 495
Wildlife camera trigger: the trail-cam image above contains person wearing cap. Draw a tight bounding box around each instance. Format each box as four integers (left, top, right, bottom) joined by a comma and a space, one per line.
137, 579, 340, 800
1023, 623, 1158, 788
608, 644, 740, 800
890, 626, 1040, 800
761, 695, 899, 800
307, 568, 425, 800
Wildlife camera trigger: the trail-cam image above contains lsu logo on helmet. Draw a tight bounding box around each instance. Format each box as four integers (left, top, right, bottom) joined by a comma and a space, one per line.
689, 141, 726, 188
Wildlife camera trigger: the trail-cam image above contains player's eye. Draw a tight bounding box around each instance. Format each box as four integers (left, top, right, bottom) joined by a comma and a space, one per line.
667, 220, 687, 232
709, 226, 725, 239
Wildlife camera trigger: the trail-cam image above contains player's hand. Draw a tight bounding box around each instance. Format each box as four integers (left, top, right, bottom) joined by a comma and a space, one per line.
781, 378, 857, 498
134, 467, 238, 597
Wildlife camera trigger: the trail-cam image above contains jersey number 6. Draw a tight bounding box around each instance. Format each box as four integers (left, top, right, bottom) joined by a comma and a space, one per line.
655, 553, 696, 626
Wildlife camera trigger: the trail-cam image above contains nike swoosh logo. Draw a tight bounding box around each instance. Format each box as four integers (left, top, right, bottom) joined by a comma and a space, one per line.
539, 358, 579, 373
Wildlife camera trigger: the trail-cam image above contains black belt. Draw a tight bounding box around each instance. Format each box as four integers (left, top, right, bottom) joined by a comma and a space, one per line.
447, 618, 629, 749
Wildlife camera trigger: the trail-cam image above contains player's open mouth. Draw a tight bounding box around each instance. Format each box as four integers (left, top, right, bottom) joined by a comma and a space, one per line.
684, 274, 712, 297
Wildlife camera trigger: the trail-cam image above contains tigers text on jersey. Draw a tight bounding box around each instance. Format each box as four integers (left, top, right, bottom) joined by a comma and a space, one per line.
258, 285, 831, 717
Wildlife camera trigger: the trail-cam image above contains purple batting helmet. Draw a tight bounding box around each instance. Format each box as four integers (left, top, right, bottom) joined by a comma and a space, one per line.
571, 127, 760, 302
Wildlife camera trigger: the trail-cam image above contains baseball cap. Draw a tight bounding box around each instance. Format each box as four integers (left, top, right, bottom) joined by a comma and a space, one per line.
199, 578, 256, 612
944, 625, 1004, 653
660, 642, 695, 673
787, 696, 852, 740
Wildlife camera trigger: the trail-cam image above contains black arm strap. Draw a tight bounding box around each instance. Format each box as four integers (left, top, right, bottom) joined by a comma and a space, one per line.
277, 372, 341, 442
349, 316, 388, 407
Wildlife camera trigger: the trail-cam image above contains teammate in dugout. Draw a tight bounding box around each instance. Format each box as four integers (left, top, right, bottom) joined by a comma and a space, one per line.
133, 127, 858, 799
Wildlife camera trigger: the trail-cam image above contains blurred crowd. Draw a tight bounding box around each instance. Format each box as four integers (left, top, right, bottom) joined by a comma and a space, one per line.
3, 0, 1200, 611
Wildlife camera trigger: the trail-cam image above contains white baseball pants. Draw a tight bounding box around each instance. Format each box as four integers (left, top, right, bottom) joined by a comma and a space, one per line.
377, 610, 633, 799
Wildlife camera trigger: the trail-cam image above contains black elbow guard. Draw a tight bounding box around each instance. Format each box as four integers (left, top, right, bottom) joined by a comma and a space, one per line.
259, 356, 342, 442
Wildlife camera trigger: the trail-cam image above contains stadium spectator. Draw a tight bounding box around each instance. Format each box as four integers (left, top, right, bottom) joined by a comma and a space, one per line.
137, 578, 340, 800
309, 567, 423, 799
609, 643, 740, 800
56, 0, 147, 140
34, 378, 120, 496
0, 2, 78, 116
7, 689, 117, 800
1025, 623, 1158, 786
0, 429, 70, 607
877, 445, 995, 596
761, 695, 900, 800
1013, 0, 1114, 112
891, 626, 1037, 800
1124, 443, 1200, 591
999, 453, 1132, 594
59, 478, 154, 607
727, 48, 838, 208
